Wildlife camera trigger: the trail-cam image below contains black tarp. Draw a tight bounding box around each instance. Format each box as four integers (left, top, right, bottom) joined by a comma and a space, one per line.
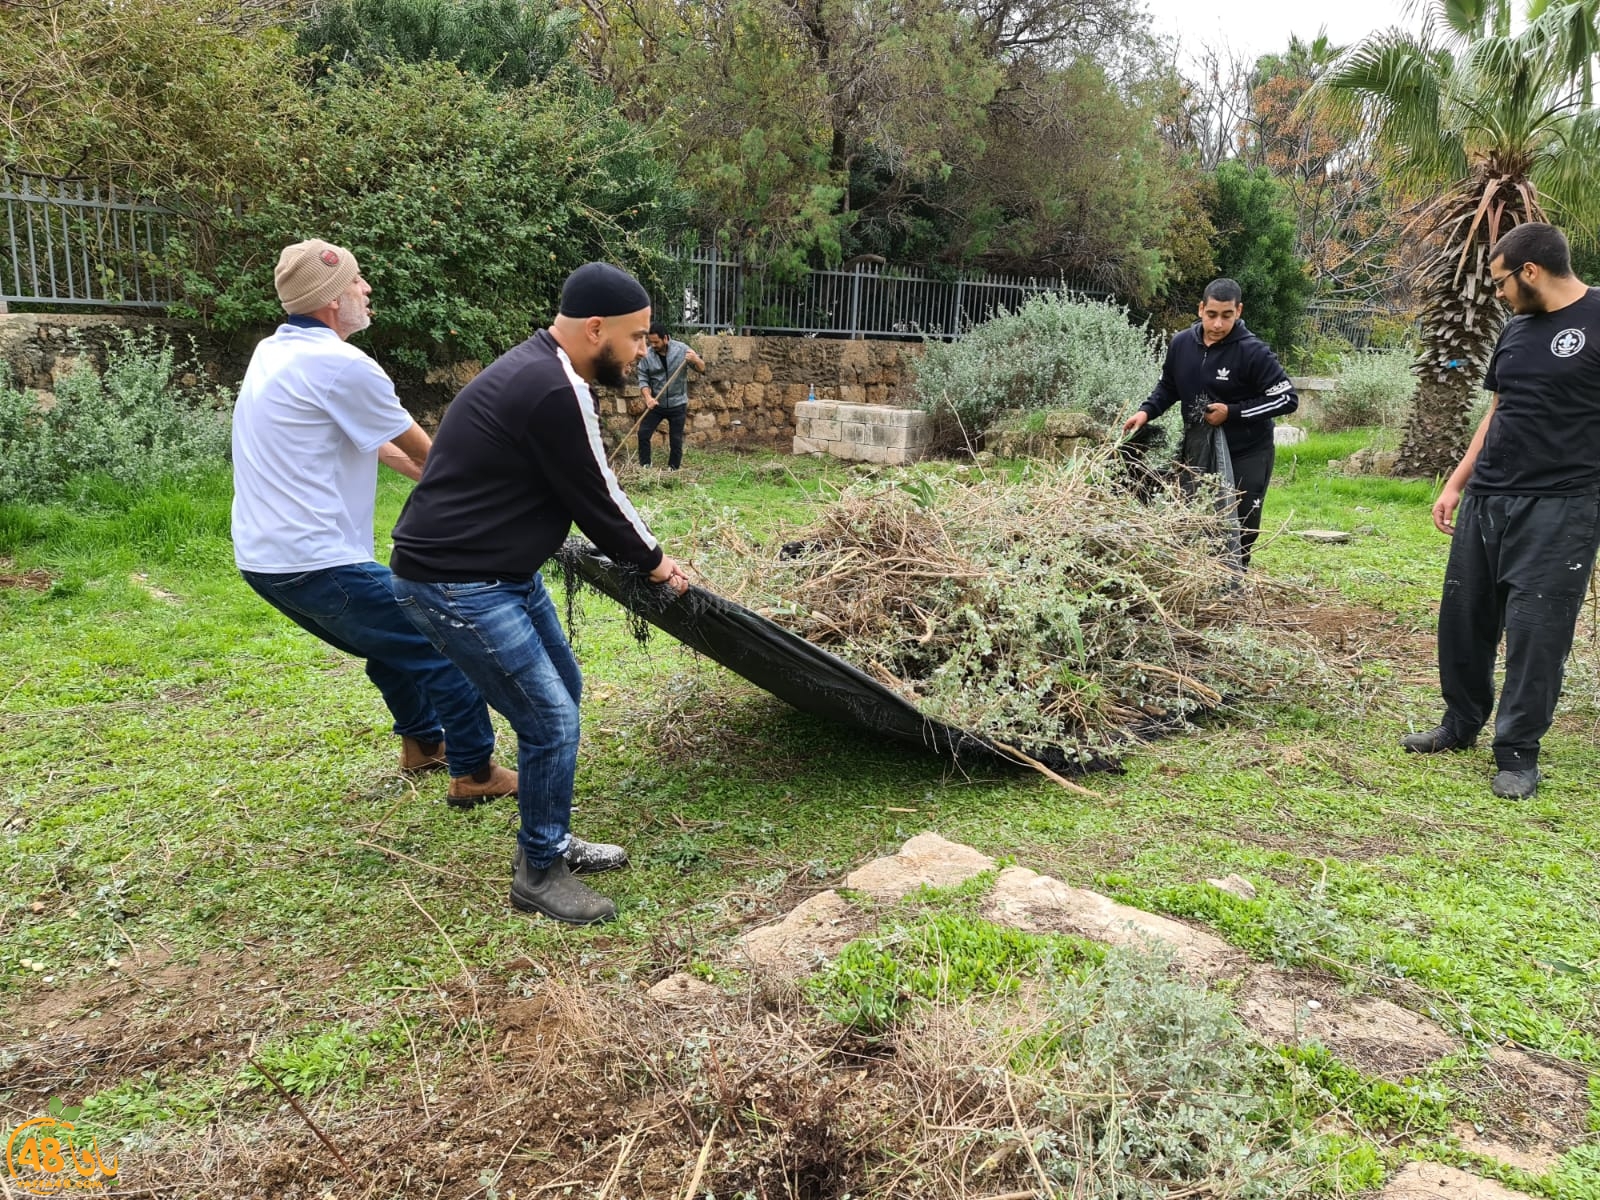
556, 540, 1004, 765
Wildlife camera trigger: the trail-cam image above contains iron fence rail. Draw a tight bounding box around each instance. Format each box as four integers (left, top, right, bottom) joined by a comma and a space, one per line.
670, 245, 1110, 339
1, 170, 176, 308
1304, 300, 1417, 350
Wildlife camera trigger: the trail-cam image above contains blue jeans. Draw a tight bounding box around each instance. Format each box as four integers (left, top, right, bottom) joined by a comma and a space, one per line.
392, 573, 581, 868
241, 561, 496, 777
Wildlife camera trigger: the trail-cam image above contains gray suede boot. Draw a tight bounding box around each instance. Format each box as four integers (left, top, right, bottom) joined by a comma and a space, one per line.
510, 847, 616, 925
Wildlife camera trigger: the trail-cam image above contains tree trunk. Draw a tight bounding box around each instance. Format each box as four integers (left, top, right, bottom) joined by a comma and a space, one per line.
1393, 372, 1473, 478
1393, 225, 1508, 478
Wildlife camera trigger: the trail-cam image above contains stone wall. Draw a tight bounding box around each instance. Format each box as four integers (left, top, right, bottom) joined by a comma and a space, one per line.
593, 334, 923, 451
0, 314, 256, 404
0, 315, 924, 451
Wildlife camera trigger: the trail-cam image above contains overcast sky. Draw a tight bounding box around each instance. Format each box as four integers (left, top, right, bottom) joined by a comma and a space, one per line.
1139, 0, 1422, 65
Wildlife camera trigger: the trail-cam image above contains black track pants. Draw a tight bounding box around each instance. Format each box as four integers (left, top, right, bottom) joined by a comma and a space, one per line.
638, 404, 686, 469
1437, 491, 1600, 770
1229, 440, 1275, 568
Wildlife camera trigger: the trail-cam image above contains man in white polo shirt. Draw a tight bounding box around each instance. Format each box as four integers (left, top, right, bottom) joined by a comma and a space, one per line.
230, 238, 518, 807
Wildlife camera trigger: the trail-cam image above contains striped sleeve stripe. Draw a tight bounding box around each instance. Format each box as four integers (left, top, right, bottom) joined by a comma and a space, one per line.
557, 349, 659, 550
1241, 397, 1295, 418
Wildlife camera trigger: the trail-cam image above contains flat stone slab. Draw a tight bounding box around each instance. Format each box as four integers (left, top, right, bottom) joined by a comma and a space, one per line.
739, 890, 864, 973
984, 866, 1241, 979
841, 832, 995, 900
1379, 1162, 1538, 1200
1236, 967, 1460, 1080
1294, 529, 1352, 543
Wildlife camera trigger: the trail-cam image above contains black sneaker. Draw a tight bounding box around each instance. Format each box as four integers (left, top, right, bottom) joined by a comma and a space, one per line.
1400, 724, 1476, 753
563, 836, 629, 875
1491, 768, 1540, 799
510, 848, 616, 924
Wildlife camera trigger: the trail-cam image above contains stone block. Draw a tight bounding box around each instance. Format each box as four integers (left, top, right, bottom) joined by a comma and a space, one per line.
792, 435, 824, 455
805, 419, 841, 441
839, 420, 869, 443
838, 384, 867, 406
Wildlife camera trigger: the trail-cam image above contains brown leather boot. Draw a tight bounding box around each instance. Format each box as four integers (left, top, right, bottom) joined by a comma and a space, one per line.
400, 736, 448, 773
447, 761, 518, 809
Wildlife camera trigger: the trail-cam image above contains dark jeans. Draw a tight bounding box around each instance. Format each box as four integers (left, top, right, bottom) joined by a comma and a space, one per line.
392, 572, 582, 868
638, 404, 686, 468
241, 561, 496, 776
1229, 440, 1275, 568
1437, 491, 1600, 770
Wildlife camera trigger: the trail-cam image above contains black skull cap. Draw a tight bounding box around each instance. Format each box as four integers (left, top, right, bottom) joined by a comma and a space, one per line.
558, 263, 651, 319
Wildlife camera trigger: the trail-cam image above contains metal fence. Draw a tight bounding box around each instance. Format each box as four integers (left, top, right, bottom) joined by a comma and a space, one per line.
1, 170, 177, 308
1305, 301, 1417, 350
670, 245, 1110, 339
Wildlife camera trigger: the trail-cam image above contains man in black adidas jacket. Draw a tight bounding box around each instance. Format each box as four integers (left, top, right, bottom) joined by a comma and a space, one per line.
1123, 278, 1298, 567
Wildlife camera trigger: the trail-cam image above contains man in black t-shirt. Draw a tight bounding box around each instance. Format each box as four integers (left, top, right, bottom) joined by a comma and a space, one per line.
1402, 223, 1600, 800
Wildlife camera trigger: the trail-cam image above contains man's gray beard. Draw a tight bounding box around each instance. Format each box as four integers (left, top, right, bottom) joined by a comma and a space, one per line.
337, 305, 372, 337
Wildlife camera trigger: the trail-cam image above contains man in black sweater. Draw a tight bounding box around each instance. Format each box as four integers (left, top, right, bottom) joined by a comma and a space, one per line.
1123, 278, 1298, 567
1402, 223, 1600, 800
391, 263, 689, 924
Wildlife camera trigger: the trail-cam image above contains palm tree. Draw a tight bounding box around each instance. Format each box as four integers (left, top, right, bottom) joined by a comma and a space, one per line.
1316, 3, 1600, 477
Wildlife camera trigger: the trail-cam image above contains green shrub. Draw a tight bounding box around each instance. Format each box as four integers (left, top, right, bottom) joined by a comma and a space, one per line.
911, 291, 1162, 440
0, 331, 233, 504
188, 59, 686, 373
1321, 350, 1417, 431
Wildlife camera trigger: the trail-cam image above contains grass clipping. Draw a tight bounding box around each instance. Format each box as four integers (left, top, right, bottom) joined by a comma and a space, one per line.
702, 455, 1320, 765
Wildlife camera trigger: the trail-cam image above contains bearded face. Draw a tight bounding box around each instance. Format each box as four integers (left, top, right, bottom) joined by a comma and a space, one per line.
333, 278, 372, 337
592, 341, 629, 389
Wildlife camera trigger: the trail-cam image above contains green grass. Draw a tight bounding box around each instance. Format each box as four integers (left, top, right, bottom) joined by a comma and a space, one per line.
3, 438, 1599, 1195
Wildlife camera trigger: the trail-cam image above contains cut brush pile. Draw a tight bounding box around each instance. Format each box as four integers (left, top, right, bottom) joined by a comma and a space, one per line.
700, 454, 1326, 766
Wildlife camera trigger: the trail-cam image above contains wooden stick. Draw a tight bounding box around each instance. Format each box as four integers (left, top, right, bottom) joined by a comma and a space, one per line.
247, 1056, 357, 1178
680, 1117, 720, 1200
355, 839, 479, 884
989, 740, 1103, 799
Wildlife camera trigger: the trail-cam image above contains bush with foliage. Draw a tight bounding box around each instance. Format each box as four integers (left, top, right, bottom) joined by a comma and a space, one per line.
1204, 162, 1312, 358
297, 0, 580, 89
911, 292, 1161, 438
0, 332, 232, 503
179, 59, 686, 372
1321, 351, 1417, 430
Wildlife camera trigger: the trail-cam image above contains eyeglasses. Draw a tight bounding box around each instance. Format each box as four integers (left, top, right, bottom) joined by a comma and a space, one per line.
1490, 265, 1526, 291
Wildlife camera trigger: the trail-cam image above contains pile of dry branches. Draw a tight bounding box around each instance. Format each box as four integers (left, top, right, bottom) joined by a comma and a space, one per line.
703, 455, 1324, 764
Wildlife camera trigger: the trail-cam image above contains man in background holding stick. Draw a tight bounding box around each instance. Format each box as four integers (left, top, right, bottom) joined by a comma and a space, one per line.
636, 321, 705, 469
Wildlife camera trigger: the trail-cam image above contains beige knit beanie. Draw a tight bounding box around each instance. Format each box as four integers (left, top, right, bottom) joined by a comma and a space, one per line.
274, 239, 361, 315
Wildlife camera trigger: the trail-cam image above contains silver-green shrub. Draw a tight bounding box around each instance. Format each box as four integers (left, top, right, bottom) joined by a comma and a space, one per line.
1320, 350, 1416, 431
0, 330, 232, 502
912, 292, 1162, 438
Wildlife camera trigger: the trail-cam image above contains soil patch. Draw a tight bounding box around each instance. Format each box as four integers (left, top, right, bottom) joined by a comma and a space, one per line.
1450, 1046, 1597, 1165
0, 567, 51, 591
0, 945, 322, 1121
